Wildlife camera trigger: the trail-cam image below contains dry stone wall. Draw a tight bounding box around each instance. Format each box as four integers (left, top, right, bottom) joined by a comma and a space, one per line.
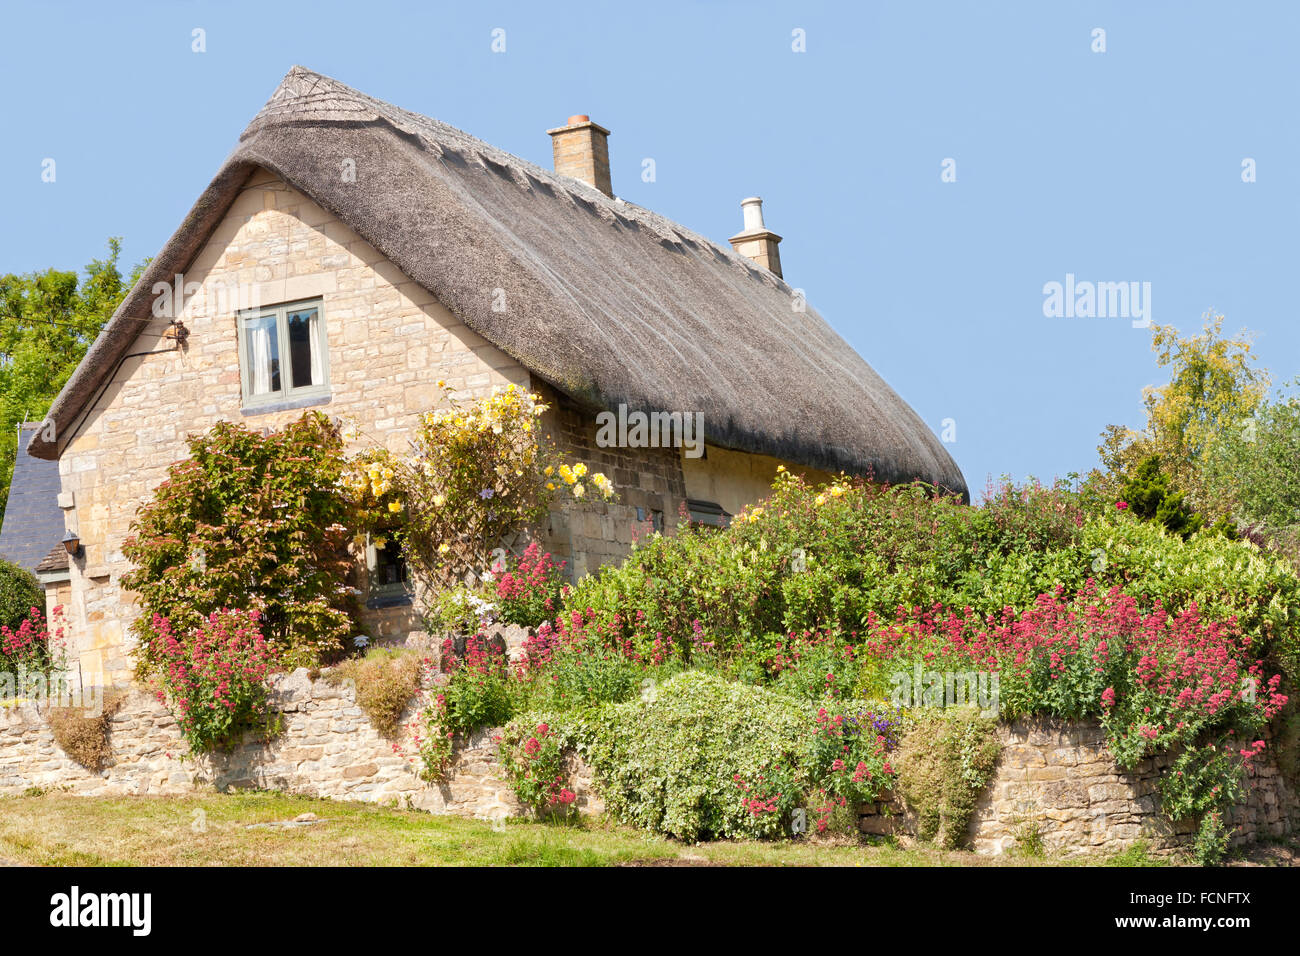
2, 678, 1291, 856
859, 718, 1299, 855
0, 668, 601, 821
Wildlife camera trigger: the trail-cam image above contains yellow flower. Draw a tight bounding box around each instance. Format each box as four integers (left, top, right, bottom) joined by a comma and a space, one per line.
432, 493, 445, 507
573, 462, 588, 479
777, 465, 786, 473
572, 482, 585, 498
815, 495, 827, 506
830, 486, 845, 498
544, 465, 554, 477
559, 464, 575, 485
546, 482, 556, 491
387, 500, 402, 513
438, 542, 450, 554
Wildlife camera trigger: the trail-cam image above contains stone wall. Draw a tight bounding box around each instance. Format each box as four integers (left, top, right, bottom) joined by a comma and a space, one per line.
536, 382, 688, 581
0, 669, 600, 822
3, 685, 1292, 855
858, 718, 1299, 856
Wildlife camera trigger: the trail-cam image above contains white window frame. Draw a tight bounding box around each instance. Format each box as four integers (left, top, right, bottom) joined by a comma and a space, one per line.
237, 298, 331, 408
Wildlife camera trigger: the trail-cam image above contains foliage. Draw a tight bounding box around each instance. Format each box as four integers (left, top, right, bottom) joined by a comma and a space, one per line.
1191, 810, 1231, 866
562, 470, 1298, 681
546, 672, 810, 841
424, 583, 497, 636
1202, 388, 1300, 563
522, 672, 897, 842
47, 689, 127, 772
1118, 455, 1203, 538
0, 560, 45, 632
494, 543, 567, 628
391, 383, 612, 589
498, 720, 577, 815
122, 412, 359, 675
327, 648, 422, 737
141, 610, 277, 752
408, 680, 455, 783
0, 239, 142, 512
1099, 313, 1269, 518
0, 606, 65, 692
896, 708, 1001, 849
440, 634, 514, 735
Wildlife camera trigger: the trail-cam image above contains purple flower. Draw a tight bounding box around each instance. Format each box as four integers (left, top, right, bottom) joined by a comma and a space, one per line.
479, 488, 495, 499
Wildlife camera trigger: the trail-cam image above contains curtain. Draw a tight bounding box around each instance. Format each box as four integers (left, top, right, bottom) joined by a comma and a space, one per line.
307, 310, 324, 386
250, 322, 272, 395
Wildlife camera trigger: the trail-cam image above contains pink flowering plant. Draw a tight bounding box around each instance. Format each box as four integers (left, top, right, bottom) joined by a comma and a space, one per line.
494, 543, 568, 628
0, 606, 66, 695
141, 609, 277, 752
497, 721, 578, 816
860, 580, 1287, 854
407, 672, 455, 782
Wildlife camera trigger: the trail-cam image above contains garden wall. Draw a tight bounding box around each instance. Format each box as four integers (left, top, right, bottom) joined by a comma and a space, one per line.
0, 669, 602, 822
3, 677, 1292, 856
858, 718, 1299, 855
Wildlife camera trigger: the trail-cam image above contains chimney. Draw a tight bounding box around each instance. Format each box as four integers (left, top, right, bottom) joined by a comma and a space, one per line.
547, 114, 613, 197
728, 197, 783, 278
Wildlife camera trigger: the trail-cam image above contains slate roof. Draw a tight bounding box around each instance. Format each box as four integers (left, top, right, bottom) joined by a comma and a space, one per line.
28, 67, 968, 499
0, 423, 66, 574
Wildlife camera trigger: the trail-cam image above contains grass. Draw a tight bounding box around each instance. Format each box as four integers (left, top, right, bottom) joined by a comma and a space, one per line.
0, 791, 1169, 867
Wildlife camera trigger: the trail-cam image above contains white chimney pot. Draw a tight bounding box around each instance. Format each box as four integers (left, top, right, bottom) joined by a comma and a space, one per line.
740, 196, 766, 231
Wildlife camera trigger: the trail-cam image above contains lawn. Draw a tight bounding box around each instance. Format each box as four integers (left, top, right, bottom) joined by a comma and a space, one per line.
0, 791, 1161, 867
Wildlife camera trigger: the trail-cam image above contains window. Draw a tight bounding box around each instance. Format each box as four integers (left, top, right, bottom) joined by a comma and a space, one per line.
238, 299, 330, 407
686, 499, 730, 528
367, 533, 412, 606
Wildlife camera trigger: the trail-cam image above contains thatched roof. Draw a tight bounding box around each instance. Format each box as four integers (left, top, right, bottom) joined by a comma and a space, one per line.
30, 67, 967, 499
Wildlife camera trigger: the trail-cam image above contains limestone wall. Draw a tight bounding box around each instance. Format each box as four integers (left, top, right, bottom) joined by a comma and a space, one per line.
858, 718, 1299, 855
0, 669, 601, 821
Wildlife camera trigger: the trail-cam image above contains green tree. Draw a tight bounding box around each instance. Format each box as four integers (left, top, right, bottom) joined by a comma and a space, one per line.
0, 239, 142, 512
1098, 312, 1268, 518
1203, 386, 1300, 561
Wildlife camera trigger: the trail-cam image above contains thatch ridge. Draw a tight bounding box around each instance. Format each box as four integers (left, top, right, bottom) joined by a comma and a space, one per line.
29, 66, 967, 499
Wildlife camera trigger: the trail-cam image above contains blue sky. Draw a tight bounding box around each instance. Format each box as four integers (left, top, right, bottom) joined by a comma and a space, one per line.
3, 0, 1297, 497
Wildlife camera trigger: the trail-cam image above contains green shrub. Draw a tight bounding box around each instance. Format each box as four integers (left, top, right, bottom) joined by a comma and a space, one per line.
0, 560, 43, 632
525, 672, 897, 842
122, 412, 360, 674
895, 708, 1001, 850
545, 673, 809, 841
327, 648, 422, 737
441, 634, 514, 734
1081, 516, 1300, 676
498, 719, 577, 815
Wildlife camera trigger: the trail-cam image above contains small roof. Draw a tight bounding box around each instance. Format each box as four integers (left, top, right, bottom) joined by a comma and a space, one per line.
28, 67, 968, 499
0, 423, 66, 574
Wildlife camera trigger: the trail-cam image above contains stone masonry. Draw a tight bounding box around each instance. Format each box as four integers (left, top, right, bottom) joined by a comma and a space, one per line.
0, 668, 601, 821
859, 717, 1299, 855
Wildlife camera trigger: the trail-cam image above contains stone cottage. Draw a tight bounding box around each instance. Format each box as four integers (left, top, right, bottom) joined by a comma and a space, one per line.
27, 67, 966, 688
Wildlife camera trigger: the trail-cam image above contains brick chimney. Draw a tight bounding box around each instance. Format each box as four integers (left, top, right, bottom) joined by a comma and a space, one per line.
547, 114, 613, 197
728, 197, 783, 278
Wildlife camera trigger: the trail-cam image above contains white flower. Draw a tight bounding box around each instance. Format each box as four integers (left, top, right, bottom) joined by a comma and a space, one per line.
354, 635, 371, 648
